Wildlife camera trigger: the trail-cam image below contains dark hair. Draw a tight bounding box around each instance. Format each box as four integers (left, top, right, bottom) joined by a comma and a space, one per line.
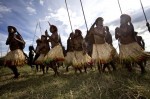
8, 26, 17, 33
96, 17, 104, 22
50, 25, 58, 33
29, 45, 34, 51
105, 26, 109, 31
75, 29, 82, 36
120, 14, 131, 23
36, 39, 41, 43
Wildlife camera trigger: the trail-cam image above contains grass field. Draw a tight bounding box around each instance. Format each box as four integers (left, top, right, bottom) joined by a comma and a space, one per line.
0, 62, 150, 99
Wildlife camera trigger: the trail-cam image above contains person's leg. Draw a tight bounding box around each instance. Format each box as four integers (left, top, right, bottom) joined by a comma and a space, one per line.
8, 65, 20, 78
110, 61, 116, 71
137, 62, 146, 74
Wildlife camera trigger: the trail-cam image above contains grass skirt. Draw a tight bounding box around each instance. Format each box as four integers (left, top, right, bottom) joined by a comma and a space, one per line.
119, 42, 148, 63
44, 44, 64, 64
64, 52, 74, 66
72, 51, 92, 68
92, 43, 114, 64
4, 49, 26, 66
35, 54, 45, 65
111, 46, 119, 62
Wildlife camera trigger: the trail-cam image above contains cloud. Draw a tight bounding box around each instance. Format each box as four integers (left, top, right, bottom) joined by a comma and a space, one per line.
26, 6, 37, 15
0, 4, 11, 19
39, 0, 44, 6
0, 4, 11, 13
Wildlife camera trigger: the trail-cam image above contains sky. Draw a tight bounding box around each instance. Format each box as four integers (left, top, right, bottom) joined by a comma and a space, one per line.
0, 0, 150, 57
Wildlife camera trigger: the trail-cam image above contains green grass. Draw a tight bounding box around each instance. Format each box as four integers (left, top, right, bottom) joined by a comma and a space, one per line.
0, 63, 150, 99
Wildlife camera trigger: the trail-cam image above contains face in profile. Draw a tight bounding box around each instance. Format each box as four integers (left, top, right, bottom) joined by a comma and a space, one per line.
8, 28, 15, 34
41, 36, 46, 42
50, 25, 57, 33
50, 27, 55, 33
70, 33, 74, 38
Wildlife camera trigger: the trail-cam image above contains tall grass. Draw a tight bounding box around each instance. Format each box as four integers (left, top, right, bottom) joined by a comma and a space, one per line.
0, 64, 150, 99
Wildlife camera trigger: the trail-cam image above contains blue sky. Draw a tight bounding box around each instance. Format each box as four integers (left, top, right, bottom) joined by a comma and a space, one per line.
0, 0, 150, 56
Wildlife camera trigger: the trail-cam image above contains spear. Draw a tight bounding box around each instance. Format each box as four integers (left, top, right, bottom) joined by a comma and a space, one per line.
117, 0, 122, 14
139, 0, 150, 32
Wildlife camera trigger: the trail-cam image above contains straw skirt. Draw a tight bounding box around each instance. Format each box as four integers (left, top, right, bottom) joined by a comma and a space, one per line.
4, 49, 26, 66
35, 54, 45, 65
65, 52, 74, 65
72, 51, 92, 68
92, 43, 114, 64
44, 44, 64, 64
119, 42, 148, 63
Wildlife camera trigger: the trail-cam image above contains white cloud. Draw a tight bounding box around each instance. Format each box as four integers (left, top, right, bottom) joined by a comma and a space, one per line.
0, 4, 11, 19
26, 6, 37, 15
0, 5, 11, 13
39, 0, 44, 6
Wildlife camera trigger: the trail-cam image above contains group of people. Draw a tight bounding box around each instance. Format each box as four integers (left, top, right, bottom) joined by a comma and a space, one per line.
2, 14, 149, 78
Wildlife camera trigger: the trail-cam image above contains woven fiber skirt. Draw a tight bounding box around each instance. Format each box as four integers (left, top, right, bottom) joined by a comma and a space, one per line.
35, 54, 45, 65
119, 42, 148, 63
72, 51, 84, 68
92, 43, 114, 64
44, 44, 65, 64
65, 52, 74, 66
4, 49, 26, 66
72, 51, 92, 68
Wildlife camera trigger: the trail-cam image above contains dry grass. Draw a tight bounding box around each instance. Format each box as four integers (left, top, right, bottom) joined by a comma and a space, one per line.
0, 62, 150, 99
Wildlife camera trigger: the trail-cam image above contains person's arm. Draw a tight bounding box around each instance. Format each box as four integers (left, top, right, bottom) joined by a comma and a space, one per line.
82, 39, 87, 55
146, 22, 150, 32
14, 34, 25, 44
115, 27, 120, 40
141, 38, 145, 50
6, 36, 10, 45
89, 22, 96, 35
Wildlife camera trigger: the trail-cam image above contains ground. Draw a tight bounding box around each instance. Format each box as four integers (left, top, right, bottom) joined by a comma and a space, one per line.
0, 62, 150, 99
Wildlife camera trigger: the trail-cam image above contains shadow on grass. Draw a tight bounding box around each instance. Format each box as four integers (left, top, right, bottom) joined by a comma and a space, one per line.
0, 66, 150, 99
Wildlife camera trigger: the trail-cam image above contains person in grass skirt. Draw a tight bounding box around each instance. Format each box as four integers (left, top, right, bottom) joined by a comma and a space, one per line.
35, 34, 50, 74
115, 14, 148, 74
72, 29, 92, 73
104, 26, 117, 71
65, 32, 75, 72
33, 38, 42, 71
89, 17, 115, 73
4, 26, 26, 78
44, 25, 64, 75
44, 25, 64, 63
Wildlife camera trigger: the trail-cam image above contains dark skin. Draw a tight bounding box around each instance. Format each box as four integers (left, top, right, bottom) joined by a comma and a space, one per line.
89, 18, 109, 73
66, 33, 74, 72
105, 26, 113, 46
72, 30, 85, 73
67, 33, 74, 52
45, 26, 60, 76
6, 28, 25, 51
115, 15, 146, 74
135, 32, 146, 67
146, 22, 150, 32
115, 17, 135, 44
5, 27, 25, 78
45, 27, 59, 48
33, 40, 42, 72
135, 34, 145, 50
37, 35, 50, 74
73, 31, 83, 51
89, 19, 106, 44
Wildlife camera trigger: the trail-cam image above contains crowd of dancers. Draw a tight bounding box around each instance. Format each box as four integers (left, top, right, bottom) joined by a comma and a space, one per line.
1, 14, 150, 78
